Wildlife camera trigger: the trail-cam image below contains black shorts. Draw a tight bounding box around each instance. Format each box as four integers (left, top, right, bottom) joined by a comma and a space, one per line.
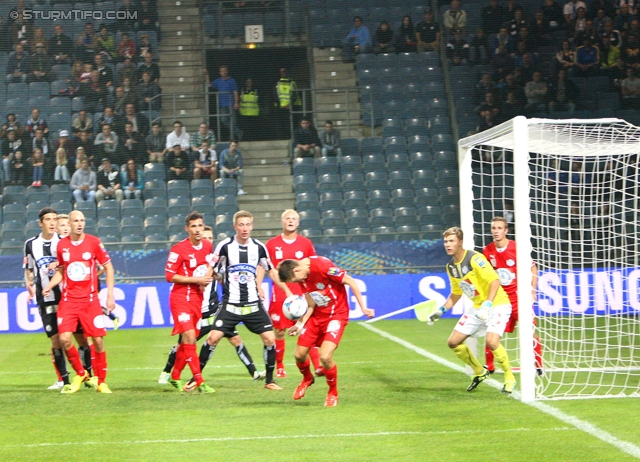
211, 302, 273, 337
197, 310, 238, 341
38, 304, 59, 338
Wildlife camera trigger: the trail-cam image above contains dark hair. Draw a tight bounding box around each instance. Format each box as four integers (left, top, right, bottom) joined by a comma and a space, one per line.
38, 207, 57, 221
173, 120, 182, 126
185, 211, 203, 225
277, 259, 299, 282
354, 16, 362, 22
325, 120, 333, 125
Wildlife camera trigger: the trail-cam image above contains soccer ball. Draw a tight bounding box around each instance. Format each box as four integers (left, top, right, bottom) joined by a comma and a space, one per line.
282, 295, 308, 321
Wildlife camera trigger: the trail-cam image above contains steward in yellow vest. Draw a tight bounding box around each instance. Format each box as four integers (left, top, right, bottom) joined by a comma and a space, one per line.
239, 78, 259, 116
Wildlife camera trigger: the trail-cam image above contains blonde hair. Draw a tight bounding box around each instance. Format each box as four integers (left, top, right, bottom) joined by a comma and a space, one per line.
233, 210, 253, 224
281, 209, 299, 220
443, 226, 464, 240
56, 147, 67, 166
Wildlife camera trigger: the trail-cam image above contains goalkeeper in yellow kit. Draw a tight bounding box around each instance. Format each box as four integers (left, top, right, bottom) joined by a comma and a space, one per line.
428, 227, 517, 393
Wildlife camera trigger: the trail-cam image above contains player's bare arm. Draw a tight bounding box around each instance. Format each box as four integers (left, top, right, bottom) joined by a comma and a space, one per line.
170, 274, 214, 287
256, 264, 266, 300
42, 267, 64, 297
24, 268, 35, 300
343, 274, 374, 318
104, 261, 116, 313
288, 295, 316, 336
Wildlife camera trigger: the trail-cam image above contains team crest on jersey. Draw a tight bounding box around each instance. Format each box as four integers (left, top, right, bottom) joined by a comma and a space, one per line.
82, 252, 91, 260
295, 251, 303, 259
328, 267, 340, 276
316, 283, 325, 289
67, 261, 89, 281
238, 273, 248, 284
168, 252, 179, 263
462, 265, 469, 274
506, 259, 515, 267
250, 253, 257, 262
193, 264, 208, 277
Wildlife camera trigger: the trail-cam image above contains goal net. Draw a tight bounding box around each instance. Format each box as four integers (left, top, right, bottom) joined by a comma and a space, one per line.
459, 116, 640, 401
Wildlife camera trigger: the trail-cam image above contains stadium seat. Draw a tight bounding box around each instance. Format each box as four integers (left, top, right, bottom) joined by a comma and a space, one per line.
317, 173, 341, 192
120, 199, 144, 218
365, 171, 388, 191
167, 216, 185, 236
29, 82, 50, 99
167, 179, 190, 199
321, 209, 346, 229
74, 201, 96, 219
391, 188, 415, 208
343, 190, 367, 209
3, 204, 26, 222
168, 197, 190, 217
24, 221, 42, 237
340, 138, 360, 157
3, 185, 26, 205
214, 195, 238, 215
50, 200, 72, 215
367, 189, 391, 208
50, 97, 71, 114
362, 154, 386, 173
143, 180, 167, 200
293, 157, 315, 176
144, 163, 166, 182
413, 169, 437, 189
338, 155, 362, 174
405, 118, 429, 137
214, 178, 237, 196
394, 206, 419, 227
315, 156, 339, 176
433, 151, 458, 170
341, 172, 365, 191
361, 137, 384, 155
191, 179, 214, 197
410, 152, 433, 171
296, 192, 319, 212
319, 191, 343, 211
121, 234, 144, 251
299, 210, 321, 230
346, 208, 370, 229
144, 197, 167, 218
294, 174, 317, 193
97, 200, 120, 219
397, 225, 421, 241
419, 205, 444, 226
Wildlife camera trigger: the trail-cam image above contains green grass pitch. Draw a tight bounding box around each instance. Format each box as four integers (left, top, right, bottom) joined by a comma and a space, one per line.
0, 320, 639, 461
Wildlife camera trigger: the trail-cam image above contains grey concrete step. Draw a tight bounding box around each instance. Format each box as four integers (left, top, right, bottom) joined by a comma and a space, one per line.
242, 165, 290, 177
243, 176, 292, 190
161, 20, 203, 33
314, 62, 354, 73
315, 77, 356, 87
237, 191, 294, 201
237, 182, 292, 195
159, 55, 202, 66
161, 35, 201, 46
313, 47, 342, 59
248, 216, 290, 230
239, 198, 293, 212
158, 8, 200, 18
315, 101, 361, 111
315, 92, 360, 104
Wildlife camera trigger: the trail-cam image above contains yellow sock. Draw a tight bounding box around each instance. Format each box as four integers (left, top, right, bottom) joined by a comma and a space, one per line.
452, 344, 484, 375
492, 344, 515, 383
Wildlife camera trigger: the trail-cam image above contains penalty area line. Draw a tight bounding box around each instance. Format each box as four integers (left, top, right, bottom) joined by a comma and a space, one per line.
359, 323, 640, 460
3, 427, 575, 449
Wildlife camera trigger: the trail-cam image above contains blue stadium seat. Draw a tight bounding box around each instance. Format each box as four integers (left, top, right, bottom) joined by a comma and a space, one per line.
50, 97, 71, 114
391, 188, 415, 208
362, 154, 386, 173
143, 180, 167, 200
361, 137, 384, 155
167, 197, 190, 217
367, 189, 391, 208
167, 179, 190, 199
29, 82, 50, 99
296, 192, 319, 212
395, 206, 419, 227
315, 156, 339, 176
386, 153, 410, 171
214, 195, 238, 215
190, 196, 214, 213
191, 179, 213, 197
341, 138, 360, 156
388, 170, 413, 189
319, 191, 342, 211
321, 209, 346, 229
370, 207, 394, 228
144, 197, 168, 218
299, 210, 321, 230
294, 174, 317, 193
343, 190, 367, 209
293, 157, 315, 176
97, 200, 120, 219
74, 201, 96, 219
338, 155, 362, 174
410, 151, 433, 170
317, 173, 341, 192
365, 170, 388, 190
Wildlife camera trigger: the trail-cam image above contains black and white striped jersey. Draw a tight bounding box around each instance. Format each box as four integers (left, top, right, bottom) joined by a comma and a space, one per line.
212, 236, 273, 305
201, 279, 220, 318
23, 233, 61, 306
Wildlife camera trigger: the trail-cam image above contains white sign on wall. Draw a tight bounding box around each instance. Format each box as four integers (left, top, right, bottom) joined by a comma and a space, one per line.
245, 24, 264, 43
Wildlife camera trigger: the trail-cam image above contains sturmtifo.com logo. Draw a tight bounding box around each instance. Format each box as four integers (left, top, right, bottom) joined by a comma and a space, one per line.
17, 9, 138, 21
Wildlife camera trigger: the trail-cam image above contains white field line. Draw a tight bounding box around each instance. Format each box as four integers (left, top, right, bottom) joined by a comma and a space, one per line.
359, 322, 640, 460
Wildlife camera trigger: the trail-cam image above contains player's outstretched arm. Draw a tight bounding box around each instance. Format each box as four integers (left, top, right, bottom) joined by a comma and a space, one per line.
343, 274, 374, 318
42, 267, 64, 297
104, 261, 116, 313
24, 269, 35, 301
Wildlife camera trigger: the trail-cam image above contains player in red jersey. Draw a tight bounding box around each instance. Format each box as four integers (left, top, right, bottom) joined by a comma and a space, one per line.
278, 256, 374, 406
483, 216, 544, 376
42, 210, 115, 394
265, 209, 320, 378
164, 211, 215, 393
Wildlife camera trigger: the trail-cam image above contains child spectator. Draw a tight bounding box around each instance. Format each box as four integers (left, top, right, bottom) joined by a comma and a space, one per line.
30, 148, 45, 187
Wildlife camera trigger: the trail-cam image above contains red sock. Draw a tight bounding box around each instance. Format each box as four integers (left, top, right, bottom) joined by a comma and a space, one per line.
296, 358, 313, 381
52, 349, 63, 381
324, 364, 338, 396
172, 343, 186, 380
183, 343, 203, 386
64, 345, 85, 376
275, 339, 285, 368
485, 345, 494, 370
94, 350, 107, 384
309, 346, 321, 370
534, 336, 543, 369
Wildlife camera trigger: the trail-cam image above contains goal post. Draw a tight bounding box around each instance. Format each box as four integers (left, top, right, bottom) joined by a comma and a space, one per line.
458, 116, 640, 401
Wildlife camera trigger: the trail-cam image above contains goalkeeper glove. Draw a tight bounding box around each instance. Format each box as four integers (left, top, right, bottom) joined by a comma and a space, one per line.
475, 300, 493, 321
427, 306, 447, 325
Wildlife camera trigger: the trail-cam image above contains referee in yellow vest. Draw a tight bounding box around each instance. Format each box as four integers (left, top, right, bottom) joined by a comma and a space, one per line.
274, 68, 300, 139
239, 78, 259, 140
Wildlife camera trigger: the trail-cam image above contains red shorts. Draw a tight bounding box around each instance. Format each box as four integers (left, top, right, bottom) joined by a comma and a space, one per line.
170, 294, 202, 336
268, 299, 296, 330
57, 298, 106, 338
298, 315, 348, 348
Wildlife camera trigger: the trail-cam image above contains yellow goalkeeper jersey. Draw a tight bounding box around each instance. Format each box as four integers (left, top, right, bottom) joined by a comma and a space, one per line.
446, 250, 510, 308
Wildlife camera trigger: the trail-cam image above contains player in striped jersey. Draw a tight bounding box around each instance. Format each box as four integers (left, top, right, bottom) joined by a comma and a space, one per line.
159, 226, 265, 387
206, 211, 291, 390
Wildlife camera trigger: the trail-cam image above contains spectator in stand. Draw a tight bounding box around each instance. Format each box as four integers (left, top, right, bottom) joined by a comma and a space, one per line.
518, 53, 536, 83
497, 73, 527, 104
122, 159, 144, 200
532, 10, 553, 45
592, 0, 615, 20
83, 70, 107, 113
98, 107, 124, 138
565, 0, 588, 29
136, 0, 159, 35
31, 129, 50, 158
491, 27, 515, 54
343, 17, 372, 61
74, 146, 89, 172
137, 70, 162, 111
114, 85, 133, 115
54, 147, 70, 184
72, 111, 93, 135
469, 28, 490, 63
31, 28, 48, 54
373, 21, 395, 54
525, 71, 549, 113
118, 0, 138, 31
501, 90, 524, 120
76, 23, 97, 64
191, 122, 216, 154
94, 53, 114, 97
476, 90, 502, 120
514, 41, 535, 68
121, 121, 145, 165
1, 114, 23, 139
478, 109, 498, 131
137, 34, 153, 63
68, 60, 84, 89
518, 26, 539, 53
166, 144, 191, 182
574, 7, 589, 34
622, 33, 640, 69
166, 120, 190, 151
30, 148, 45, 187
146, 122, 166, 163
96, 25, 117, 62
483, 0, 506, 35
575, 19, 599, 45
117, 56, 138, 87
54, 131, 74, 166
124, 103, 149, 136
1, 129, 22, 181
193, 140, 218, 182
416, 9, 441, 53
504, 0, 523, 23
75, 131, 95, 166
557, 40, 577, 73
576, 36, 601, 75
614, 3, 634, 31
506, 9, 528, 38
219, 140, 245, 195
10, 150, 26, 185
444, 0, 468, 35
492, 44, 515, 82
95, 158, 124, 202
601, 19, 622, 47
447, 29, 470, 65
615, 0, 637, 16
600, 38, 621, 75
548, 69, 580, 113
70, 158, 97, 202
319, 121, 341, 157
94, 124, 119, 163
6, 43, 31, 83
593, 8, 612, 35
137, 52, 160, 84
293, 118, 321, 158
117, 33, 135, 63
48, 25, 73, 65
395, 16, 417, 53
29, 42, 53, 83
542, 0, 565, 30
621, 67, 640, 107
8, 12, 32, 50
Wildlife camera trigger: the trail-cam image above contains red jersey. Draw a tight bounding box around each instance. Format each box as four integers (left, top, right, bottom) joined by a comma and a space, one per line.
298, 256, 349, 320
266, 233, 316, 301
483, 240, 534, 301
165, 238, 213, 303
57, 234, 111, 302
